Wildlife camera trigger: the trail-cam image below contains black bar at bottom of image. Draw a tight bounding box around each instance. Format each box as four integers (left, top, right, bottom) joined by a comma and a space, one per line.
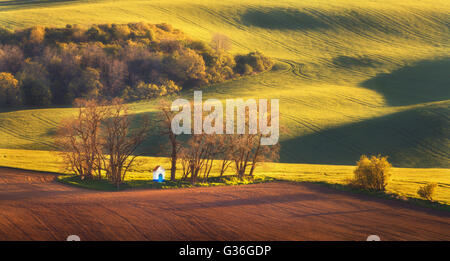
0, 241, 448, 260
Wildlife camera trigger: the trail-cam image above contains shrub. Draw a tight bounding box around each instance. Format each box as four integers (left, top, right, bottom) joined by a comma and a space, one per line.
0, 27, 13, 43
0, 45, 24, 73
17, 60, 52, 106
29, 26, 45, 44
124, 80, 180, 101
417, 183, 437, 201
21, 78, 52, 106
156, 23, 173, 32
67, 67, 102, 101
0, 72, 21, 107
163, 48, 207, 86
86, 26, 106, 42
235, 51, 273, 75
349, 155, 392, 191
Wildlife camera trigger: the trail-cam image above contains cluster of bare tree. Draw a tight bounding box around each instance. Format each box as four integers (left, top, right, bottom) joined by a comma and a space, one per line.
177, 132, 279, 184
58, 98, 279, 187
158, 101, 279, 184
57, 99, 149, 188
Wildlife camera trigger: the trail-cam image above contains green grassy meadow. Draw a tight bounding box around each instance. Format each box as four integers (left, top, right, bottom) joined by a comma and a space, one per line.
0, 0, 448, 167
0, 1, 449, 203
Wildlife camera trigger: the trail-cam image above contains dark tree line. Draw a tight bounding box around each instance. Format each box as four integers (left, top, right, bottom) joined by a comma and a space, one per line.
0, 23, 273, 108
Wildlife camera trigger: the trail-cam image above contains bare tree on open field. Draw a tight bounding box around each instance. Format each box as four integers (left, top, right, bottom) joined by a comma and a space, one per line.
57, 98, 150, 188
232, 108, 280, 179
180, 134, 208, 184
179, 134, 222, 184
176, 104, 231, 183
217, 135, 235, 177
157, 99, 181, 181
232, 132, 279, 179
211, 33, 232, 52
179, 130, 279, 183
56, 99, 108, 180
101, 98, 150, 189
177, 103, 280, 183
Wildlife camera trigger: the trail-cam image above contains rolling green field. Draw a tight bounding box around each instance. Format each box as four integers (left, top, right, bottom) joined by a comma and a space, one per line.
0, 0, 449, 205
0, 0, 449, 167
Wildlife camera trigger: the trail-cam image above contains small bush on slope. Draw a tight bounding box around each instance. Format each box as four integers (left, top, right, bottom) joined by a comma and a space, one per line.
349, 155, 391, 191
417, 183, 437, 201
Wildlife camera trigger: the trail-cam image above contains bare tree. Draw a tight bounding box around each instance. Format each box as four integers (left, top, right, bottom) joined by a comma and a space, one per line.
232, 133, 255, 179
211, 33, 232, 52
56, 99, 108, 180
157, 99, 180, 181
248, 133, 280, 177
213, 134, 234, 177
231, 109, 280, 179
0, 45, 24, 73
57, 98, 150, 188
102, 98, 150, 189
178, 131, 278, 183
231, 133, 279, 179
177, 105, 280, 182
103, 58, 128, 97
179, 134, 218, 184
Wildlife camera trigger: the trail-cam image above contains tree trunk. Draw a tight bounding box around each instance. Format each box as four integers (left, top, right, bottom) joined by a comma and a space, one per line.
249, 135, 262, 177
169, 133, 177, 181
170, 141, 177, 181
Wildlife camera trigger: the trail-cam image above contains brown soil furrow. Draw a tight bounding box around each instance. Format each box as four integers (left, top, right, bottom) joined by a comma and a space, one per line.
0, 167, 449, 241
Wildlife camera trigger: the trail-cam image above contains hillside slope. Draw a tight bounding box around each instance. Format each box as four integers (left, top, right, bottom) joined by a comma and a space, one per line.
0, 0, 449, 167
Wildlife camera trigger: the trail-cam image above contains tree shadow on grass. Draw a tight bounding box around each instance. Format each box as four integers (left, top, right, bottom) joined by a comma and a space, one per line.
85, 104, 450, 168
239, 7, 409, 34
361, 58, 450, 106
132, 102, 449, 168
332, 55, 382, 68
280, 103, 450, 168
240, 8, 329, 30
0, 0, 78, 7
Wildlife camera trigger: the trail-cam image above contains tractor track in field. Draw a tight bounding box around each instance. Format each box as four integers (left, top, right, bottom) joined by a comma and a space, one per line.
0, 114, 57, 149
0, 167, 449, 241
0, 124, 55, 149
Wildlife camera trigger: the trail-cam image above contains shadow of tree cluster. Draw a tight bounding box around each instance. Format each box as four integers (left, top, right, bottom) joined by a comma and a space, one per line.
280, 103, 449, 168
0, 0, 78, 7
362, 58, 450, 106
240, 8, 329, 30
332, 55, 382, 68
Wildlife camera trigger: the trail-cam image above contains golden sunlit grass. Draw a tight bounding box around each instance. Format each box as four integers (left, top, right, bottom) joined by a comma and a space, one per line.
1, 148, 449, 206
0, 0, 448, 167
0, 0, 448, 207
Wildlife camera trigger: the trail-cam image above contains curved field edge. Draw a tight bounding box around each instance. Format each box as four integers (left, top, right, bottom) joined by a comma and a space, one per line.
0, 148, 449, 208
0, 0, 449, 167
55, 174, 275, 191
0, 64, 448, 167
